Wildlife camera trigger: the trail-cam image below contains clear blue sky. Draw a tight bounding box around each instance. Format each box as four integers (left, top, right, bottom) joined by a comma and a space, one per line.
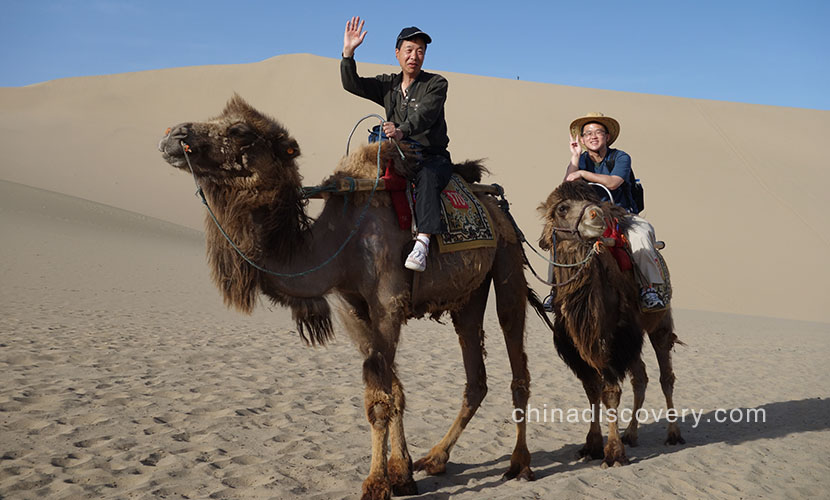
2, 0, 828, 110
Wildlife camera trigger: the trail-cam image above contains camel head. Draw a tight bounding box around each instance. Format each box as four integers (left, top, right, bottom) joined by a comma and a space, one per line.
538, 180, 609, 249
158, 94, 302, 192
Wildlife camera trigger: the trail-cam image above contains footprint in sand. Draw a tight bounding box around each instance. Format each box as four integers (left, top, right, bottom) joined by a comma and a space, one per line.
2, 450, 28, 460
139, 451, 167, 467
50, 452, 92, 469
5, 472, 55, 492
73, 436, 112, 448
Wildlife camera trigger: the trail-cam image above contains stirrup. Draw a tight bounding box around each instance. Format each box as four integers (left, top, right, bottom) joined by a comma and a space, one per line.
542, 293, 555, 313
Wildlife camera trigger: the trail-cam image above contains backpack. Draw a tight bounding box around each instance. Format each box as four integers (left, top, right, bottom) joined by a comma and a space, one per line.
629, 171, 644, 214
605, 150, 644, 214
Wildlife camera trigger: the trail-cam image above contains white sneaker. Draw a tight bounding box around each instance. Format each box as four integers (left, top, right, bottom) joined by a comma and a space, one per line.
405, 246, 427, 272
641, 287, 665, 310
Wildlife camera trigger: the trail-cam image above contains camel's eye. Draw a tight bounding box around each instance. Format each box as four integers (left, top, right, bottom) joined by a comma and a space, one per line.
555, 203, 569, 216
228, 123, 255, 142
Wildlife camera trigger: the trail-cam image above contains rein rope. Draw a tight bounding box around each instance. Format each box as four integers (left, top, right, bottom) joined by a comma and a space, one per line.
181, 114, 400, 278
494, 190, 600, 287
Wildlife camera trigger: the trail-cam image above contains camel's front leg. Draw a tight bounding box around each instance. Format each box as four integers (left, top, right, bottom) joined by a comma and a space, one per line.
601, 382, 629, 468
387, 375, 417, 495
361, 350, 394, 500
578, 375, 605, 460
622, 358, 648, 447
414, 278, 491, 476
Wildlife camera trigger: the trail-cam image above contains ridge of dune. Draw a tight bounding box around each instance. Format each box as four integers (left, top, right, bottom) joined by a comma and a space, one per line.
0, 53, 828, 322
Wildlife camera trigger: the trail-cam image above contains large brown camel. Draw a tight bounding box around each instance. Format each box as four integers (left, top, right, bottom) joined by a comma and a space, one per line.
537, 180, 684, 467
158, 95, 541, 499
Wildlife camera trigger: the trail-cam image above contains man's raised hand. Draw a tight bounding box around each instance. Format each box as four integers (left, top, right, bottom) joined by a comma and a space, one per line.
343, 16, 367, 58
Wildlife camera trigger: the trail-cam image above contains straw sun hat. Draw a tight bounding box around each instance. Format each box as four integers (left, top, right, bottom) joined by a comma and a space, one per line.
569, 112, 620, 147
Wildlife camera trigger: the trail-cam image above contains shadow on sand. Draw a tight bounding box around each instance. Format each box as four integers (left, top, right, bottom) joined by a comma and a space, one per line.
408, 397, 829, 498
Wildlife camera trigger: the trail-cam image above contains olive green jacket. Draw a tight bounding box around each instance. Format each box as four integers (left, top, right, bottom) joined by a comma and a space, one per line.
341, 56, 450, 156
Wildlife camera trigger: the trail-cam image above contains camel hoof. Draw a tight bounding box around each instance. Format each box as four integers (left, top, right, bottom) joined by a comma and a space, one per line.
391, 478, 418, 496
577, 444, 604, 461
601, 453, 629, 468
388, 456, 417, 496
621, 432, 639, 447
503, 465, 536, 481
361, 474, 391, 500
665, 432, 686, 445
413, 454, 447, 476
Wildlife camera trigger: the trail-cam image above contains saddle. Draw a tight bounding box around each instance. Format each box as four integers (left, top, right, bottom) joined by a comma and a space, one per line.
602, 217, 672, 305
383, 162, 496, 253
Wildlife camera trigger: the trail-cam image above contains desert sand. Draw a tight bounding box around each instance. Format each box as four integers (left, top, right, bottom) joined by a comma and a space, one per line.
1, 54, 829, 499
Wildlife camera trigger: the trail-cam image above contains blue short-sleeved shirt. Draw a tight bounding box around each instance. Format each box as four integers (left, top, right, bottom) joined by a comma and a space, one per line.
578, 148, 636, 213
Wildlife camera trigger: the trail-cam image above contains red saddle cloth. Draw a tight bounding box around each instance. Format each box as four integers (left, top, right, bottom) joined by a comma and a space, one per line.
382, 160, 413, 230
603, 218, 632, 271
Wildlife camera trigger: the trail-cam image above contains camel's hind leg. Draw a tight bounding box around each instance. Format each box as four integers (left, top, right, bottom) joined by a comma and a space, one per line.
414, 276, 491, 476
647, 310, 686, 445
493, 251, 534, 480
622, 357, 648, 447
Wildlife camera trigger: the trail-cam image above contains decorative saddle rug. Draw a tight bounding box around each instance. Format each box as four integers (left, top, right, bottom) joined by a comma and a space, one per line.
603, 218, 672, 310
378, 162, 495, 253
435, 175, 496, 253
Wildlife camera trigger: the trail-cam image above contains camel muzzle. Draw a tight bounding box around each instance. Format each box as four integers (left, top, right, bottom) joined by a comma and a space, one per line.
158, 123, 196, 167
577, 204, 606, 239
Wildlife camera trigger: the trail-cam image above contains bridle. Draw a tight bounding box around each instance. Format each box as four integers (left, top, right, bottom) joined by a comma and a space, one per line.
549, 202, 594, 241
546, 201, 611, 289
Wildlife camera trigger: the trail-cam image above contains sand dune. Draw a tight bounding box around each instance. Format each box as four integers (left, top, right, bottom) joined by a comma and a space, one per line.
1, 54, 829, 498
0, 53, 828, 321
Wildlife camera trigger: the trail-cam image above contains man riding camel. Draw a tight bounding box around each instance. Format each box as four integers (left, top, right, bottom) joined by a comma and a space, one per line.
552, 112, 668, 311
340, 16, 452, 272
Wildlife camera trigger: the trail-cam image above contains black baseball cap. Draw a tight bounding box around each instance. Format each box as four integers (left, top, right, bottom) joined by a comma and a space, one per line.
396, 27, 432, 48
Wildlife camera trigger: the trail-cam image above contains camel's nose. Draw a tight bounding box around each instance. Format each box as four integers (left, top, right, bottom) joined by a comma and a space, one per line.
167, 123, 191, 141
588, 207, 603, 220
158, 123, 191, 152
584, 205, 605, 226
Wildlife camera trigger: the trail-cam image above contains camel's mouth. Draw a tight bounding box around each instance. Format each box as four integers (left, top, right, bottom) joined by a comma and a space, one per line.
158, 127, 195, 169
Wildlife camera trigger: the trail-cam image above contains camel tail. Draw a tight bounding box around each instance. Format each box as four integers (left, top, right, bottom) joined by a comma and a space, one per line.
527, 287, 555, 332
288, 297, 334, 346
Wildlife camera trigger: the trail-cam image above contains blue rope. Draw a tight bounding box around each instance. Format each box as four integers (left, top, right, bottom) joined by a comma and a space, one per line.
181, 113, 388, 278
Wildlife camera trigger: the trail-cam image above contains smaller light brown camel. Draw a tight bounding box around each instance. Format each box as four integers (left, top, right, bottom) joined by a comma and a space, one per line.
537, 180, 685, 467
158, 95, 543, 499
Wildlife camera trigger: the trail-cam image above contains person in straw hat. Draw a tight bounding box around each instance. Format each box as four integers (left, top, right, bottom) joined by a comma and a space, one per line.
340, 16, 452, 273
543, 112, 667, 311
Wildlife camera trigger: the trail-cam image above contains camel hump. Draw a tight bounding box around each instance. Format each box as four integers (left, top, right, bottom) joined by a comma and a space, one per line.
452, 160, 489, 184
336, 143, 489, 184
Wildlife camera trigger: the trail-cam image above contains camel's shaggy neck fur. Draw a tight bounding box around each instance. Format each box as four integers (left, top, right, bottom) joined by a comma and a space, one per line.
188, 95, 332, 345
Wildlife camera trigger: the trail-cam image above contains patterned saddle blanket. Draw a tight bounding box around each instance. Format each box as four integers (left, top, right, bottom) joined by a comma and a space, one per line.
384, 167, 495, 253
435, 175, 496, 253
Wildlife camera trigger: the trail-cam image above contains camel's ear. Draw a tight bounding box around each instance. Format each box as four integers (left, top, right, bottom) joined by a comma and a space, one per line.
275, 138, 300, 161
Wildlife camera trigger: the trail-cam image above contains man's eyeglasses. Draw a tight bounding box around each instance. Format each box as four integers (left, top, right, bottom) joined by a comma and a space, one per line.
582, 130, 607, 138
